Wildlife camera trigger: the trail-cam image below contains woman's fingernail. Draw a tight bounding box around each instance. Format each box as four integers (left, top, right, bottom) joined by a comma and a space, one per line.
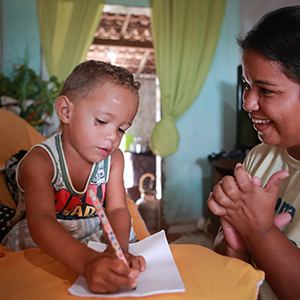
235, 163, 244, 170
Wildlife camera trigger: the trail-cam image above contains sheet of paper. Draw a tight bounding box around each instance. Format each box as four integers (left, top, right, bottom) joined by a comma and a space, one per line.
68, 230, 185, 298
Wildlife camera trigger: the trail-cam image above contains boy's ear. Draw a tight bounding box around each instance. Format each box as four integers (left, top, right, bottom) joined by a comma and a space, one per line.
56, 96, 73, 124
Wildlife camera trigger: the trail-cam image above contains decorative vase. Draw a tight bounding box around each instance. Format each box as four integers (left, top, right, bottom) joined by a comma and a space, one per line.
136, 173, 161, 233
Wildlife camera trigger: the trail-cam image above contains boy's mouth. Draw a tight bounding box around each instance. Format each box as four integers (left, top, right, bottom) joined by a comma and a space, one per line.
98, 147, 111, 156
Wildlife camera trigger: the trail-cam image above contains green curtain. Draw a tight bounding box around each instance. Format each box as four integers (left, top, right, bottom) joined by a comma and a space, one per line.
37, 0, 105, 82
150, 0, 226, 157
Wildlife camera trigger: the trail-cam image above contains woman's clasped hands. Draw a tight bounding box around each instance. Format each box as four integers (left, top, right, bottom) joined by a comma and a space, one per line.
208, 163, 291, 253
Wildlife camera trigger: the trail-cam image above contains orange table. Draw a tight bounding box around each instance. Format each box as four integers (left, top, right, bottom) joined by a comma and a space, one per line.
0, 243, 264, 300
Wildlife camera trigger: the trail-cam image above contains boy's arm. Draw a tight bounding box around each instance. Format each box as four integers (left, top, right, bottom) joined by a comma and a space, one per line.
20, 147, 139, 292
105, 149, 146, 271
20, 148, 97, 274
105, 149, 131, 251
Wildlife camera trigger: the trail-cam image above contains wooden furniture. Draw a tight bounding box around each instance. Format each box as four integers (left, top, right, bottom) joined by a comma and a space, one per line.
209, 157, 243, 187
124, 152, 156, 201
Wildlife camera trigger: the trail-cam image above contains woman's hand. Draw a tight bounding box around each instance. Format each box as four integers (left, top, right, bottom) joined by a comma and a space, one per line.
220, 217, 247, 250
208, 163, 291, 261
208, 164, 289, 239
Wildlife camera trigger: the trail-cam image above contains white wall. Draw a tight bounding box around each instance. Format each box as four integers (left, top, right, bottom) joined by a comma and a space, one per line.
240, 0, 300, 36
162, 0, 240, 223
2, 0, 40, 76
162, 0, 300, 225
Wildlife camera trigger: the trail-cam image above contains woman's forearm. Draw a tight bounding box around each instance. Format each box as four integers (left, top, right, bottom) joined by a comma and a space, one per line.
214, 230, 250, 262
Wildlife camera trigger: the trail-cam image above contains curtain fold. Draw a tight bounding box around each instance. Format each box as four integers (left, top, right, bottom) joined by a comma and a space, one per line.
37, 0, 105, 82
150, 0, 226, 157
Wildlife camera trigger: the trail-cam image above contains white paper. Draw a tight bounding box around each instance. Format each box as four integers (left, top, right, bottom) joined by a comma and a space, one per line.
68, 230, 185, 298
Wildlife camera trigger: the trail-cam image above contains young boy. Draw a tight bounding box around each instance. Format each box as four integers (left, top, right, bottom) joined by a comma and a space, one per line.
3, 60, 145, 293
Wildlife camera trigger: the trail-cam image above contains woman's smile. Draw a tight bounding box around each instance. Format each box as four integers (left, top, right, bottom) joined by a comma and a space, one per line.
242, 49, 300, 155
250, 116, 272, 133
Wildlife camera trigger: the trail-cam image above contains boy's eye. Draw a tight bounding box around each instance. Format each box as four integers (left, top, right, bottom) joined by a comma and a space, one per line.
95, 118, 126, 134
119, 128, 125, 134
96, 119, 106, 124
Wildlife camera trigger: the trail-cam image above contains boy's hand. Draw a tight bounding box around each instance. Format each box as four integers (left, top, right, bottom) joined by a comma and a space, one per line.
126, 252, 146, 272
85, 253, 139, 293
104, 243, 146, 272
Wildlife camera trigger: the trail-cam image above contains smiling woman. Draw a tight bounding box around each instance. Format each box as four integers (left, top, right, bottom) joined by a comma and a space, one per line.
236, 64, 261, 154
208, 6, 300, 300
241, 50, 300, 157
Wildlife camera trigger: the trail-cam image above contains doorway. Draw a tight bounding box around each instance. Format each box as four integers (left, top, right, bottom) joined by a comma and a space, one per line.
86, 4, 162, 201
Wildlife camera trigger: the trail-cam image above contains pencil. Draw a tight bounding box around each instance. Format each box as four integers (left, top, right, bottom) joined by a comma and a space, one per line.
88, 188, 128, 266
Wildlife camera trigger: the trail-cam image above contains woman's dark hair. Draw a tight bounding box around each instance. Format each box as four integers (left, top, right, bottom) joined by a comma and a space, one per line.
60, 60, 140, 103
237, 6, 300, 84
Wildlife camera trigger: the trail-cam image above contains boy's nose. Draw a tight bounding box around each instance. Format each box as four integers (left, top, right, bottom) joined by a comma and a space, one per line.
105, 129, 118, 144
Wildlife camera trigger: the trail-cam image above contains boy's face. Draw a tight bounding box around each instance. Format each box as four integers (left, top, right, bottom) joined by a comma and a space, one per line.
65, 82, 138, 163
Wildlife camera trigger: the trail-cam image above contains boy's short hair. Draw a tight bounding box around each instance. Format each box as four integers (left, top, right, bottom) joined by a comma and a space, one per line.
60, 60, 140, 103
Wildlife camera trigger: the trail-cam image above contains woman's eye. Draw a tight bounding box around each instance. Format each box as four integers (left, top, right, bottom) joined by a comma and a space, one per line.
242, 78, 251, 90
260, 87, 272, 94
244, 83, 251, 90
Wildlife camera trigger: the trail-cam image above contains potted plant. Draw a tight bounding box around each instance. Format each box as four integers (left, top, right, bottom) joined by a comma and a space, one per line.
0, 63, 64, 130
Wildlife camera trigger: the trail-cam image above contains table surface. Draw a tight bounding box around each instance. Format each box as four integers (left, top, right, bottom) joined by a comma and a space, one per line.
0, 243, 264, 300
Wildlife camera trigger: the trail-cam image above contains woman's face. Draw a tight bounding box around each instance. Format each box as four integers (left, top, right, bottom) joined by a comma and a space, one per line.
242, 49, 300, 159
